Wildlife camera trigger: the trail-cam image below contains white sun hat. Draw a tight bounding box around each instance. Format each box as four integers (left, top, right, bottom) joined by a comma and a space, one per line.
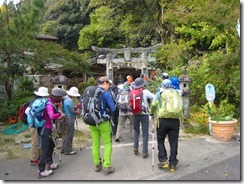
67, 87, 81, 97
34, 87, 49, 97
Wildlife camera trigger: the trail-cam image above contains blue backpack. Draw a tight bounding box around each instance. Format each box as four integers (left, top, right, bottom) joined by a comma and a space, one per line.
26, 98, 48, 128
170, 76, 180, 90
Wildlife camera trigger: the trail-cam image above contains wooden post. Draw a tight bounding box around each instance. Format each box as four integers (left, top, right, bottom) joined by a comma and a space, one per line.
141, 52, 148, 76
106, 53, 113, 81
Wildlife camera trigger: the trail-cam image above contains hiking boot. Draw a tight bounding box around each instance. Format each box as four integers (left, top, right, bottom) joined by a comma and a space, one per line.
65, 150, 77, 155
95, 164, 102, 172
115, 138, 120, 142
170, 165, 176, 172
37, 169, 54, 179
158, 161, 169, 169
134, 148, 138, 154
103, 167, 115, 175
46, 162, 59, 170
143, 153, 148, 159
30, 159, 40, 166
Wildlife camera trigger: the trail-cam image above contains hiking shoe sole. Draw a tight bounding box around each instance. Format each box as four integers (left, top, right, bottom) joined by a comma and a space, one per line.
103, 167, 115, 175
134, 148, 138, 154
37, 170, 54, 179
158, 162, 169, 169
170, 166, 176, 172
95, 165, 102, 172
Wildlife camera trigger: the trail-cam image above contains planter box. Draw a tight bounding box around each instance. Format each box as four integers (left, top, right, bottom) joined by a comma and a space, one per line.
210, 119, 238, 142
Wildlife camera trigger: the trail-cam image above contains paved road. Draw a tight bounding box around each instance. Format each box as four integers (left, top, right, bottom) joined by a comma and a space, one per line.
0, 119, 241, 181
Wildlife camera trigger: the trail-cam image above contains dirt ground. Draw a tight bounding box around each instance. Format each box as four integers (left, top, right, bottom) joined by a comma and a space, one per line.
0, 123, 92, 161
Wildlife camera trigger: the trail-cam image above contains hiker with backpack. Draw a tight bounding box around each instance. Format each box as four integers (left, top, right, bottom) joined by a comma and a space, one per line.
23, 87, 50, 166
37, 87, 66, 179
61, 87, 81, 155
149, 79, 183, 172
129, 77, 155, 159
82, 76, 116, 175
115, 82, 134, 142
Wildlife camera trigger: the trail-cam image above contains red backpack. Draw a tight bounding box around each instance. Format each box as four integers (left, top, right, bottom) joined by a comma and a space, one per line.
18, 101, 31, 124
129, 88, 143, 115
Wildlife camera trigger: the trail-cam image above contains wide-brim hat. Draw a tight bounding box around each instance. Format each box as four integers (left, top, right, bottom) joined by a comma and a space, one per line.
34, 87, 49, 97
67, 87, 81, 97
134, 77, 146, 89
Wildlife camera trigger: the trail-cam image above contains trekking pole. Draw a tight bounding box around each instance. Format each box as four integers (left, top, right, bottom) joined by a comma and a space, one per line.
74, 111, 83, 151
151, 116, 155, 172
54, 121, 62, 163
74, 107, 79, 130
75, 115, 78, 130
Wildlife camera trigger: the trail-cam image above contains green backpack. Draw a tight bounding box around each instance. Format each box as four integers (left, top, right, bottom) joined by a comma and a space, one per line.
158, 89, 183, 119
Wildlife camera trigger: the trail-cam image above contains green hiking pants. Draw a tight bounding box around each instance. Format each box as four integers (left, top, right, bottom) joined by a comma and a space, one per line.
89, 120, 112, 168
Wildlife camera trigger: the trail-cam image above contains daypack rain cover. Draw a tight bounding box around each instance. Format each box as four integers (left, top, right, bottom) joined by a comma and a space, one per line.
158, 89, 183, 118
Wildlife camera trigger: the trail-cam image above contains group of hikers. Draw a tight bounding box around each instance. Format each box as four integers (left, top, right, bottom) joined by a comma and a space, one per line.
25, 72, 184, 179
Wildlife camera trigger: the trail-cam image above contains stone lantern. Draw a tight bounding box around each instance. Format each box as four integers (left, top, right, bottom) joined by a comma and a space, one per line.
179, 66, 192, 117
51, 71, 68, 90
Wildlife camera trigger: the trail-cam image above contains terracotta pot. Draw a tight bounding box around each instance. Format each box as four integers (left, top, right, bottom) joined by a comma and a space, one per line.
210, 119, 238, 142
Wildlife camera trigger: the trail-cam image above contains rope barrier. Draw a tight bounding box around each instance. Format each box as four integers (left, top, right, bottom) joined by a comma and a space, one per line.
0, 123, 28, 135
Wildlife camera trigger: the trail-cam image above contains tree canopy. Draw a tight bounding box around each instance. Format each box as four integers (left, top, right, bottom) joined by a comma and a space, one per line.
42, 0, 91, 50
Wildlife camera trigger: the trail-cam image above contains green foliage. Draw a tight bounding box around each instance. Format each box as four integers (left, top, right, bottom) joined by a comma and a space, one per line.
0, 79, 34, 121
0, 0, 45, 101
185, 105, 209, 135
146, 77, 161, 94
43, 0, 91, 50
78, 0, 160, 50
204, 100, 235, 121
78, 77, 96, 95
185, 125, 209, 135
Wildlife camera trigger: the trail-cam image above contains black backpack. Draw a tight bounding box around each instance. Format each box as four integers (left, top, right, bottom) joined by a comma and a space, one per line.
81, 86, 105, 126
109, 85, 120, 104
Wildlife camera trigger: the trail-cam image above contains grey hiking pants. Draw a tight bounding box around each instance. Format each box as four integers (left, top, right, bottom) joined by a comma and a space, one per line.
133, 114, 149, 154
61, 116, 75, 153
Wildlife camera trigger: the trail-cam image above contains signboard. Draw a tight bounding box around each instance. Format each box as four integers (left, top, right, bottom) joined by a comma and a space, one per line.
25, 75, 41, 87
205, 84, 215, 102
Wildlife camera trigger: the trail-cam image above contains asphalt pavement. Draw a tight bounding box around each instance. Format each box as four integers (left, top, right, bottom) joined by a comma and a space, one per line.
0, 118, 241, 181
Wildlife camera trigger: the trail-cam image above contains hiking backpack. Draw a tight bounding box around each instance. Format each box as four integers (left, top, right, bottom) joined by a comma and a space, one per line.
82, 86, 104, 126
129, 89, 143, 115
26, 98, 48, 128
158, 89, 183, 119
170, 76, 180, 90
18, 101, 32, 124
109, 85, 120, 105
117, 90, 130, 112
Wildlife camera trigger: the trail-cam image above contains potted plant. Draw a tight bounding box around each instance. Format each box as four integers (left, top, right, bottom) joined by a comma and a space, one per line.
205, 99, 238, 142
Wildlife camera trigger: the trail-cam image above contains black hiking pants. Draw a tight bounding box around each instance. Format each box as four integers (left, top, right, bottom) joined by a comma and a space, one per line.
157, 118, 180, 167
38, 128, 55, 172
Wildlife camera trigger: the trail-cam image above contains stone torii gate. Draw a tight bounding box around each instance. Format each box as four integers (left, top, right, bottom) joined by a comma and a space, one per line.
91, 44, 161, 81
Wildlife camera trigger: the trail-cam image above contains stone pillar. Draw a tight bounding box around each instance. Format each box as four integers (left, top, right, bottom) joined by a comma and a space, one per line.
141, 52, 148, 76
179, 66, 192, 118
106, 53, 113, 81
